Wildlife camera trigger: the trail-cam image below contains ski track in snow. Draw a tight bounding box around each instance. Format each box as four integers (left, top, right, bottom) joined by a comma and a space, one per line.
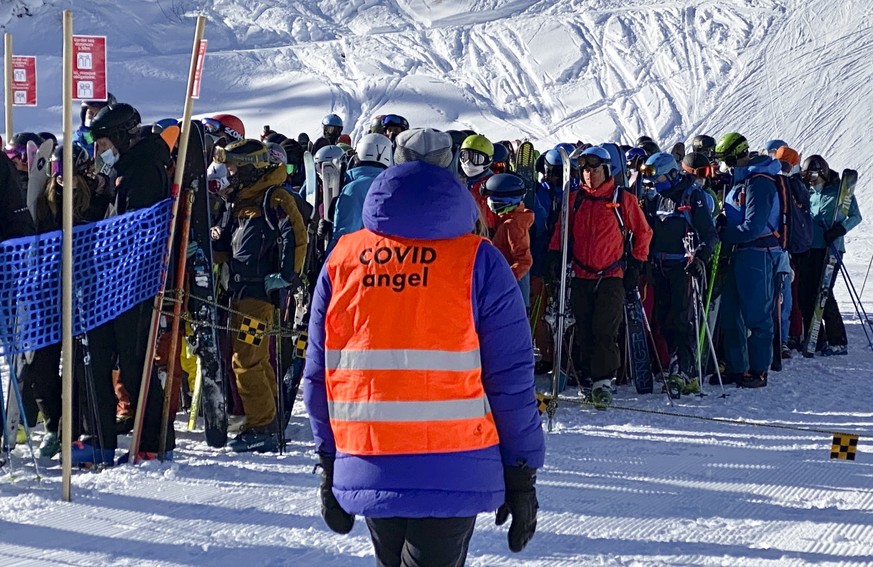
2, 0, 873, 565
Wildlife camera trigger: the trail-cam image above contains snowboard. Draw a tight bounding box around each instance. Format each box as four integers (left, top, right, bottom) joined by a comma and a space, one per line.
804, 169, 857, 357
26, 139, 53, 223
698, 242, 723, 377
624, 290, 654, 394
319, 159, 342, 250
183, 120, 227, 448
303, 151, 317, 211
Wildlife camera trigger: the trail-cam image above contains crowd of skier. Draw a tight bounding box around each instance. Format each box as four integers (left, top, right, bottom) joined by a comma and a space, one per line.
0, 100, 864, 465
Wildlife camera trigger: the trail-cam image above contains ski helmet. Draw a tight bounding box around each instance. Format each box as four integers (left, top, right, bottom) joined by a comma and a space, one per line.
637, 140, 661, 157
87, 103, 141, 153
445, 130, 467, 150
297, 132, 310, 147
382, 114, 409, 141
206, 113, 246, 143
459, 134, 494, 178
713, 133, 749, 167
670, 142, 685, 162
625, 147, 647, 171
355, 133, 393, 168
635, 135, 654, 146
314, 144, 347, 170
152, 118, 179, 134
800, 154, 830, 181
762, 139, 787, 155
267, 142, 287, 165
214, 138, 271, 169
544, 149, 562, 167
483, 173, 525, 214
5, 132, 44, 161
51, 143, 93, 178
691, 134, 716, 156
552, 142, 576, 155
265, 132, 288, 145
79, 92, 117, 127
681, 152, 712, 178
640, 152, 679, 181
578, 146, 612, 178
491, 142, 510, 173
369, 114, 386, 134
321, 113, 343, 128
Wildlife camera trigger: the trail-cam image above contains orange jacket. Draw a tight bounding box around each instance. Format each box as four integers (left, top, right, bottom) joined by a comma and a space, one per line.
549, 177, 652, 279
491, 203, 534, 280
323, 229, 500, 456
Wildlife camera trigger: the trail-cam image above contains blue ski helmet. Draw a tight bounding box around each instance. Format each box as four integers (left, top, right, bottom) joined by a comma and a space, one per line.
640, 152, 679, 182
762, 139, 787, 155
321, 113, 343, 128
483, 173, 525, 214
553, 142, 576, 155
544, 149, 562, 167
578, 146, 612, 177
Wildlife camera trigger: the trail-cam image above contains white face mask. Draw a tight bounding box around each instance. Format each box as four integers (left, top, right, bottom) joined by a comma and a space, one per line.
718, 161, 730, 173
97, 148, 118, 170
461, 161, 488, 178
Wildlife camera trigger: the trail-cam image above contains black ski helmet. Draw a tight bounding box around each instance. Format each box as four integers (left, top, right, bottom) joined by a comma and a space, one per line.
638, 140, 661, 156
79, 92, 117, 127
51, 143, 93, 178
691, 134, 716, 157
636, 135, 655, 146
89, 103, 141, 153
801, 154, 830, 180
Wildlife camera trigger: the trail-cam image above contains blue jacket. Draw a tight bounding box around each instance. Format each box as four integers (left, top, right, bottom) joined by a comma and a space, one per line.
722, 156, 781, 247
303, 161, 545, 519
327, 164, 386, 255
810, 172, 862, 253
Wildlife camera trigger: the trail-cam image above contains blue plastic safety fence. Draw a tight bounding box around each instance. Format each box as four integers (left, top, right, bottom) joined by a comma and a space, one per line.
0, 198, 172, 355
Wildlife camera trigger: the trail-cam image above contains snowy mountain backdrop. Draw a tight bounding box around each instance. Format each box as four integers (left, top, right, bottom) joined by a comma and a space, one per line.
1, 1, 873, 566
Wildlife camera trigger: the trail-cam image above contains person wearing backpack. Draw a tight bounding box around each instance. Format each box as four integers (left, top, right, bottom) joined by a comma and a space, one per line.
640, 152, 718, 394
211, 139, 307, 452
714, 133, 783, 388
795, 155, 862, 356
547, 147, 652, 405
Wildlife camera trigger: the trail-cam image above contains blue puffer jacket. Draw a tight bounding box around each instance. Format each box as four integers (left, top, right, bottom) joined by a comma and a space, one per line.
327, 164, 386, 255
722, 156, 781, 247
810, 172, 862, 253
303, 161, 546, 519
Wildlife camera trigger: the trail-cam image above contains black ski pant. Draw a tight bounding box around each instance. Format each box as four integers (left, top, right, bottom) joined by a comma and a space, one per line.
83, 299, 173, 452
796, 248, 846, 347
570, 277, 624, 380
653, 262, 696, 376
366, 516, 476, 567
18, 343, 63, 433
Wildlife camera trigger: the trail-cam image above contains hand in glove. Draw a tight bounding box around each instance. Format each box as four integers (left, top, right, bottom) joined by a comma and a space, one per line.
495, 466, 539, 553
692, 245, 712, 266
823, 223, 846, 245
623, 258, 641, 292
685, 257, 705, 279
264, 273, 291, 294
317, 218, 333, 240
318, 455, 355, 534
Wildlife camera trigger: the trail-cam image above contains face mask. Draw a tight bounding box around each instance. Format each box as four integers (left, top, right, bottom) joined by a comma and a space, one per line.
460, 161, 488, 179
97, 148, 118, 169
718, 161, 730, 173
653, 179, 672, 194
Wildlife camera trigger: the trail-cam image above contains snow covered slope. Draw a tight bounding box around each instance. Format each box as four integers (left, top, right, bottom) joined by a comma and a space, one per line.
1, 1, 873, 565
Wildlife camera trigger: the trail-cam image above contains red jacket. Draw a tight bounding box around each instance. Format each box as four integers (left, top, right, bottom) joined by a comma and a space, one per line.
549, 177, 651, 279
491, 203, 534, 280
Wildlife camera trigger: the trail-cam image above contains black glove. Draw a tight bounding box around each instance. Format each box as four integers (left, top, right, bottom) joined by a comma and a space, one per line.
318, 455, 355, 534
545, 250, 563, 282
685, 257, 705, 279
286, 271, 304, 293
623, 258, 641, 292
715, 213, 727, 232
692, 245, 712, 266
823, 223, 846, 245
495, 466, 538, 553
316, 218, 333, 240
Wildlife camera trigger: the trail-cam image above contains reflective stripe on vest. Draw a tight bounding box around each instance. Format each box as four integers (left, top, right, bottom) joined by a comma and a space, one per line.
324, 229, 500, 456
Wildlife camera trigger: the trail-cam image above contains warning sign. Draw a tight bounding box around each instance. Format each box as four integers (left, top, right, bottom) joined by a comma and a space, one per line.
11, 56, 37, 106
191, 39, 207, 99
830, 433, 859, 461
72, 35, 107, 101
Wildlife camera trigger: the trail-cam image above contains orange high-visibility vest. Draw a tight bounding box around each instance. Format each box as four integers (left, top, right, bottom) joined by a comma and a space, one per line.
324, 229, 500, 456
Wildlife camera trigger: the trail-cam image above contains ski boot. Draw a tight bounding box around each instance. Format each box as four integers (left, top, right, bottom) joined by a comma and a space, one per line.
669, 372, 699, 395
590, 379, 613, 410
38, 431, 61, 460
739, 371, 767, 388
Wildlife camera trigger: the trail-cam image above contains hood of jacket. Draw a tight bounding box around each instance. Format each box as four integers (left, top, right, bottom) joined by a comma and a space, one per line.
236, 166, 288, 203
363, 161, 479, 240
732, 155, 781, 184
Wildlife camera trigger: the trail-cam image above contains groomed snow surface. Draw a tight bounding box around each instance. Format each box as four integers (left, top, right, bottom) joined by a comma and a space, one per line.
1, 0, 872, 565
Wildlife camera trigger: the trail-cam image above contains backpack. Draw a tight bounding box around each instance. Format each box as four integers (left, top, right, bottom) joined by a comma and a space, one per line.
749, 173, 813, 253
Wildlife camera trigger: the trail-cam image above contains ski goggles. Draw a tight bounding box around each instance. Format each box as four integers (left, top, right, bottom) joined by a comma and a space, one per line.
459, 149, 490, 166
681, 162, 713, 178
579, 154, 607, 170
382, 114, 409, 129
323, 125, 342, 138
202, 118, 224, 136
212, 145, 268, 166
801, 169, 823, 182
3, 145, 26, 161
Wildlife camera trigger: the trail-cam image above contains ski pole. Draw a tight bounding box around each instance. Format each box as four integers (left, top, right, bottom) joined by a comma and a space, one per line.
75, 289, 107, 470
836, 258, 873, 349
634, 288, 674, 406
860, 251, 873, 300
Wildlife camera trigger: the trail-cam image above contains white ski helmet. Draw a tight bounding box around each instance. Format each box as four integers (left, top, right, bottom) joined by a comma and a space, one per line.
354, 133, 393, 168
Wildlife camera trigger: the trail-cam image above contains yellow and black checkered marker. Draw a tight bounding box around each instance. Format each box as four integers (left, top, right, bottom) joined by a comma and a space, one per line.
237, 316, 267, 346
294, 330, 308, 359
535, 392, 550, 415
831, 433, 859, 461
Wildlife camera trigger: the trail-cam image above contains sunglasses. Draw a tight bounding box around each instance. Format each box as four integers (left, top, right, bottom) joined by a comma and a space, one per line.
459, 149, 489, 166
4, 146, 26, 161
579, 154, 606, 170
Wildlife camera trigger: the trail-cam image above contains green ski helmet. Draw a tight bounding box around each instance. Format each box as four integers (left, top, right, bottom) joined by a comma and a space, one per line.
714, 132, 749, 166
460, 134, 494, 157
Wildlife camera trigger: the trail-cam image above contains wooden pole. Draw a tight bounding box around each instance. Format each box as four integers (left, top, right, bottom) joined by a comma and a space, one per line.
4, 33, 13, 145
61, 10, 74, 502
128, 14, 206, 462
